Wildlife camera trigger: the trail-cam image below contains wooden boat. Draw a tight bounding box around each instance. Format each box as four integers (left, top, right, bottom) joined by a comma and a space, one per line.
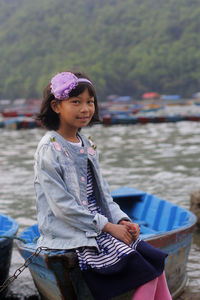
0, 213, 18, 298
16, 187, 197, 300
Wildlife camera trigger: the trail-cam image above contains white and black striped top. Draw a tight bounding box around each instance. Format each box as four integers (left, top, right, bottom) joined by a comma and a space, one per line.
76, 162, 138, 271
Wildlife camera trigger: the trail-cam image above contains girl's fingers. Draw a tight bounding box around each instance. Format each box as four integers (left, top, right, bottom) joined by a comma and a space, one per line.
124, 232, 132, 240
128, 229, 136, 233
121, 223, 141, 244
128, 230, 140, 235
129, 228, 141, 240
124, 237, 132, 245
108, 223, 138, 245
123, 231, 132, 244
123, 222, 140, 232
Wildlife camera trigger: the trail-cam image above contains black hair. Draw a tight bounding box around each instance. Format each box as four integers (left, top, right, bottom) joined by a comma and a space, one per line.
36, 71, 100, 130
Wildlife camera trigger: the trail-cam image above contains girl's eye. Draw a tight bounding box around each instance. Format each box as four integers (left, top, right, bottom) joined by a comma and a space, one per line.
72, 100, 80, 104
88, 100, 94, 104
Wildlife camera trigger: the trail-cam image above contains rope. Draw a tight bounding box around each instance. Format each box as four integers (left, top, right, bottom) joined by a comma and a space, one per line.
33, 236, 39, 243
0, 235, 28, 243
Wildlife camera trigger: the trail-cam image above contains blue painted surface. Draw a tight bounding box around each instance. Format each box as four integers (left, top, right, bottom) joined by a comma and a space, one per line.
0, 213, 19, 239
111, 187, 196, 239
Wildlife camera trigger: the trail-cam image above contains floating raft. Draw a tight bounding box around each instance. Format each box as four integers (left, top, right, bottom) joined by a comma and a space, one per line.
0, 118, 40, 129
1, 114, 200, 130
102, 114, 200, 125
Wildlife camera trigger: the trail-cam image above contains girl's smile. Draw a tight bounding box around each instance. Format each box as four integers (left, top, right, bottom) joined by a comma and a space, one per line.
51, 88, 95, 141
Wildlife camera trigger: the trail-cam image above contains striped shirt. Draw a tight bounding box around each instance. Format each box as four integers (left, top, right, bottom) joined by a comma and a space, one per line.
76, 162, 139, 271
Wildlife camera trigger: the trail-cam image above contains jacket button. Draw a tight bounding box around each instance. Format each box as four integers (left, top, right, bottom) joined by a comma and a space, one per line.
80, 148, 84, 154
81, 176, 85, 181
82, 200, 87, 205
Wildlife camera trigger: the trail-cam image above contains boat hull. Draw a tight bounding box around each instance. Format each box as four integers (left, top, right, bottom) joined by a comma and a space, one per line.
0, 214, 18, 298
17, 224, 194, 300
17, 246, 135, 300
146, 225, 195, 298
0, 239, 15, 298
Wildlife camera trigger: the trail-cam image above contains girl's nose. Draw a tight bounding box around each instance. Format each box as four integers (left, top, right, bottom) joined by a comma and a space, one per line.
80, 103, 89, 112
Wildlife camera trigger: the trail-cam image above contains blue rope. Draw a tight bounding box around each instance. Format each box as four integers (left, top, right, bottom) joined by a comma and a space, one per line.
0, 235, 28, 244
33, 236, 39, 243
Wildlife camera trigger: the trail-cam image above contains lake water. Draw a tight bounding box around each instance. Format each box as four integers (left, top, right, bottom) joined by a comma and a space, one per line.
0, 121, 200, 299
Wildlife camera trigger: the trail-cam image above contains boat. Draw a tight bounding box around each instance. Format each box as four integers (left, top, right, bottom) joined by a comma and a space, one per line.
2, 118, 40, 130
0, 99, 12, 113
2, 98, 41, 118
0, 213, 19, 298
142, 92, 160, 99
16, 187, 197, 300
161, 95, 181, 101
102, 114, 200, 125
139, 103, 164, 113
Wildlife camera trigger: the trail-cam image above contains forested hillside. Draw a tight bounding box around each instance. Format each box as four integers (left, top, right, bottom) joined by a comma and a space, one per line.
0, 0, 200, 100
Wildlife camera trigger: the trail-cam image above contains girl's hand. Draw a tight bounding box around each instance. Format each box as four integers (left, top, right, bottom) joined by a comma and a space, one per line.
119, 220, 140, 240
102, 222, 133, 245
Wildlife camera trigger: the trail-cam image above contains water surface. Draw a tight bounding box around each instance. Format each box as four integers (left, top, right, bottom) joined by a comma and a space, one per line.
0, 121, 200, 298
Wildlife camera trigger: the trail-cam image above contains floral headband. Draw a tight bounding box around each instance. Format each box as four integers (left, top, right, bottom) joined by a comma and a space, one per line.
50, 72, 93, 100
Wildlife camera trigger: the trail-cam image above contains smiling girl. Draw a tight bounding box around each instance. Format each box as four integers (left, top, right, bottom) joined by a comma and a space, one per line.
34, 71, 171, 300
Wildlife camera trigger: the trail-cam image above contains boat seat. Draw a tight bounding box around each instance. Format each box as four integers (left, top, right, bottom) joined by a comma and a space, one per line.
132, 194, 189, 232
135, 194, 163, 230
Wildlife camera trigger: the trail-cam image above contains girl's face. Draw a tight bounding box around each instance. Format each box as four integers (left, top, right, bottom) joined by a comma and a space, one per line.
51, 88, 95, 135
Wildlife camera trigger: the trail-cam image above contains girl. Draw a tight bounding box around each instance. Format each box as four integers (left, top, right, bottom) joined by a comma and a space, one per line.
34, 71, 172, 300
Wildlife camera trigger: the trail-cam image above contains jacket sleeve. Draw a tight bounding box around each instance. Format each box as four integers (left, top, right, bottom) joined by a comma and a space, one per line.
102, 177, 132, 224
35, 144, 108, 237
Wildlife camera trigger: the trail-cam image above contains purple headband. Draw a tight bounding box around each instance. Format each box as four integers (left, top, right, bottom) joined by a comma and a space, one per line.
50, 72, 93, 100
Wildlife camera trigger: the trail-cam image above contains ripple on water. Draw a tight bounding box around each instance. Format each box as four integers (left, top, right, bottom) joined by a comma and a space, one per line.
0, 122, 200, 296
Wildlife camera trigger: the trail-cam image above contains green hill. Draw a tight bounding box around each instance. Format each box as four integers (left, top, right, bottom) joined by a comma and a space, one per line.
0, 0, 200, 100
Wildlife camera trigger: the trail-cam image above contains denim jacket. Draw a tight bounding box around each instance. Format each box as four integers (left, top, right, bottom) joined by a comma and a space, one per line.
34, 131, 130, 250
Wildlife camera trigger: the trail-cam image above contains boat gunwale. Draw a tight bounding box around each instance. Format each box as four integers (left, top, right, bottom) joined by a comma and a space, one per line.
16, 216, 197, 255
144, 217, 197, 242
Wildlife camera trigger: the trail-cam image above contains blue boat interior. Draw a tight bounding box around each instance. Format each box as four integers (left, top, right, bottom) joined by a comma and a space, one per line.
0, 214, 19, 238
19, 187, 194, 246
112, 187, 193, 238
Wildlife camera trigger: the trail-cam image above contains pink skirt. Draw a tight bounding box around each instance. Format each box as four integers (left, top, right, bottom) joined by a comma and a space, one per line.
132, 272, 172, 300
